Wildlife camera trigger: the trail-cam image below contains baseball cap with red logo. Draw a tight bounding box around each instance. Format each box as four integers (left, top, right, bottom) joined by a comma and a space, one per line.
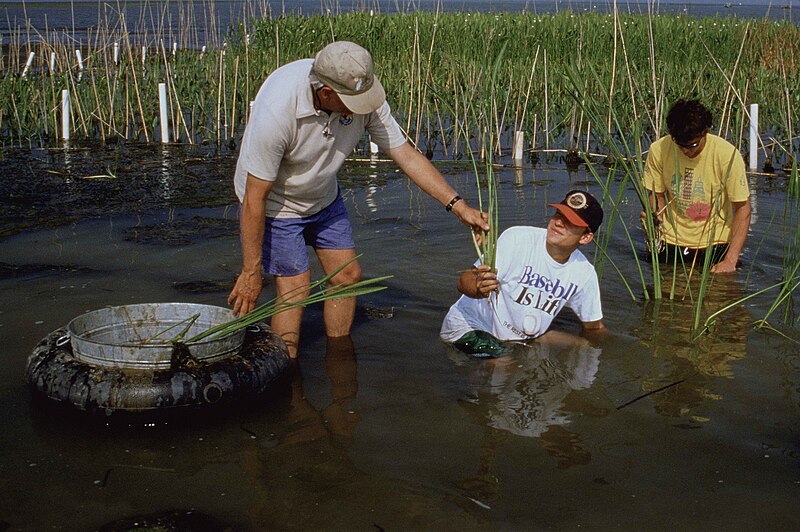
548, 190, 604, 233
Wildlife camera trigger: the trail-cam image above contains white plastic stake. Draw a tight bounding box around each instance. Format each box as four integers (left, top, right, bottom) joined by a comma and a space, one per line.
512, 130, 525, 162
61, 89, 70, 141
201, 45, 207, 57
49, 52, 56, 74
749, 103, 759, 171
370, 140, 379, 155
75, 49, 84, 70
141, 46, 146, 65
158, 83, 169, 144
22, 52, 35, 79
113, 42, 119, 65
172, 42, 177, 56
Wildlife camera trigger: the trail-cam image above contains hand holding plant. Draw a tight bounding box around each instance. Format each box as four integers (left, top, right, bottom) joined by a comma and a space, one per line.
458, 264, 499, 299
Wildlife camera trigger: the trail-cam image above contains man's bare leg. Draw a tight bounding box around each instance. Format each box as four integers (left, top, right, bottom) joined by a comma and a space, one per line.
316, 248, 360, 338
272, 271, 311, 358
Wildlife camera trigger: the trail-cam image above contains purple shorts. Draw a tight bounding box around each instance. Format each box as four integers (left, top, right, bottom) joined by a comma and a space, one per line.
262, 193, 355, 276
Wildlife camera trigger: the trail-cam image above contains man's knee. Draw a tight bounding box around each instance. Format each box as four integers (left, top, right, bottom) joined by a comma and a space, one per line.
329, 262, 362, 287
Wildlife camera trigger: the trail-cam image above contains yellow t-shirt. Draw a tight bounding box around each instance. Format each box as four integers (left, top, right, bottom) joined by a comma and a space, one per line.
643, 134, 749, 248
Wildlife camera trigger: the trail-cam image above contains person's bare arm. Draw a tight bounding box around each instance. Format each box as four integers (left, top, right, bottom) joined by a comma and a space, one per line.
457, 264, 498, 299
228, 174, 273, 316
580, 319, 607, 343
712, 198, 751, 274
385, 142, 489, 232
641, 190, 668, 222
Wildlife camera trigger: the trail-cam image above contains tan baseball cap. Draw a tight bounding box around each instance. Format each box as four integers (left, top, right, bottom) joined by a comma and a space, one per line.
312, 41, 386, 115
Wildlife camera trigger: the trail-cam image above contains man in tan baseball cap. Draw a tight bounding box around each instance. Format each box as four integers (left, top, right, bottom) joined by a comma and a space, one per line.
311, 41, 386, 115
230, 40, 488, 358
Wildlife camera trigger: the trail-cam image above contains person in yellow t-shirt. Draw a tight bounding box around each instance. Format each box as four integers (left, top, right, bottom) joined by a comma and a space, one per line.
643, 99, 752, 273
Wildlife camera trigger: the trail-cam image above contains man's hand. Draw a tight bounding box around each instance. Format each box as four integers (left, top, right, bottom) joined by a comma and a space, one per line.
639, 209, 662, 225
228, 270, 263, 316
457, 264, 498, 299
711, 258, 738, 274
451, 200, 490, 232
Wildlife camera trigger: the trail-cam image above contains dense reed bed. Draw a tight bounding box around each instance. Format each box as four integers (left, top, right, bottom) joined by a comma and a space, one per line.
1, 8, 798, 168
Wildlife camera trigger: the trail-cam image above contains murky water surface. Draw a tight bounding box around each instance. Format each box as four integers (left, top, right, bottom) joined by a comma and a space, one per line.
0, 144, 798, 530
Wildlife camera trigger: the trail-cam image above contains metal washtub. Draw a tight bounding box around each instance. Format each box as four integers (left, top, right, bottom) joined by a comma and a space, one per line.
66, 303, 244, 370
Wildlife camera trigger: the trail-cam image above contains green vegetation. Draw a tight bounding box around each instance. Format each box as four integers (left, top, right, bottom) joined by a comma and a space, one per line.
1, 8, 798, 168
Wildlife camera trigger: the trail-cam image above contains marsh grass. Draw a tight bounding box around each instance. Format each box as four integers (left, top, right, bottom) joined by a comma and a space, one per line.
1, 9, 799, 167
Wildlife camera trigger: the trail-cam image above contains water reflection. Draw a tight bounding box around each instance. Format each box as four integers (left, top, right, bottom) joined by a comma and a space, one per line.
452, 333, 605, 505
244, 336, 362, 523
459, 333, 603, 447
160, 145, 174, 201
633, 273, 751, 422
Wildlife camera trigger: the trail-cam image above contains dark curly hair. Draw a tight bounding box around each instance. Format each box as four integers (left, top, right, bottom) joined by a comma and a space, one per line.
666, 99, 713, 144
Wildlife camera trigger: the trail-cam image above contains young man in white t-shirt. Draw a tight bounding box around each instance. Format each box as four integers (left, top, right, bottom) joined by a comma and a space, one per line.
228, 41, 488, 358
440, 190, 606, 357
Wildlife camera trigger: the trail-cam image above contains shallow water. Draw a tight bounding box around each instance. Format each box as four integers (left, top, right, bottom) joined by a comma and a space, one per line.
0, 144, 799, 530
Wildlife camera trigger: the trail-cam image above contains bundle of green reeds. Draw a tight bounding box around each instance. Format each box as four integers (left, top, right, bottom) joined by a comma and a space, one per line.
186, 256, 390, 343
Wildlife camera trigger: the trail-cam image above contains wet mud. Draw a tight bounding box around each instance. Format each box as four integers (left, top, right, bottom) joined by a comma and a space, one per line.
123, 217, 238, 245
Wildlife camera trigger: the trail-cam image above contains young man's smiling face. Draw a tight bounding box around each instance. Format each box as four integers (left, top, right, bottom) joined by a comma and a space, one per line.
546, 211, 592, 250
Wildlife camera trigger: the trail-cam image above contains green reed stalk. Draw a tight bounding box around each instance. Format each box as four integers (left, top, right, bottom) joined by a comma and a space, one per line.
695, 281, 784, 340
754, 159, 800, 326
564, 63, 659, 299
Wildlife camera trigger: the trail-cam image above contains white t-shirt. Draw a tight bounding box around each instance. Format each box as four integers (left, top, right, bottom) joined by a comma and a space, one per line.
440, 226, 603, 342
234, 58, 407, 218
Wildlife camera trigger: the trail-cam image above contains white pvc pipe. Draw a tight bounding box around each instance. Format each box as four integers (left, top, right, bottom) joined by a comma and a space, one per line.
749, 103, 759, 171
141, 46, 146, 65
75, 49, 84, 70
512, 130, 525, 162
158, 83, 169, 144
61, 89, 70, 141
113, 42, 119, 65
22, 52, 35, 79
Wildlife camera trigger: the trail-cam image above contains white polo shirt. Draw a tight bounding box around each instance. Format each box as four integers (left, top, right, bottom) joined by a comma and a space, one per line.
234, 58, 407, 218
